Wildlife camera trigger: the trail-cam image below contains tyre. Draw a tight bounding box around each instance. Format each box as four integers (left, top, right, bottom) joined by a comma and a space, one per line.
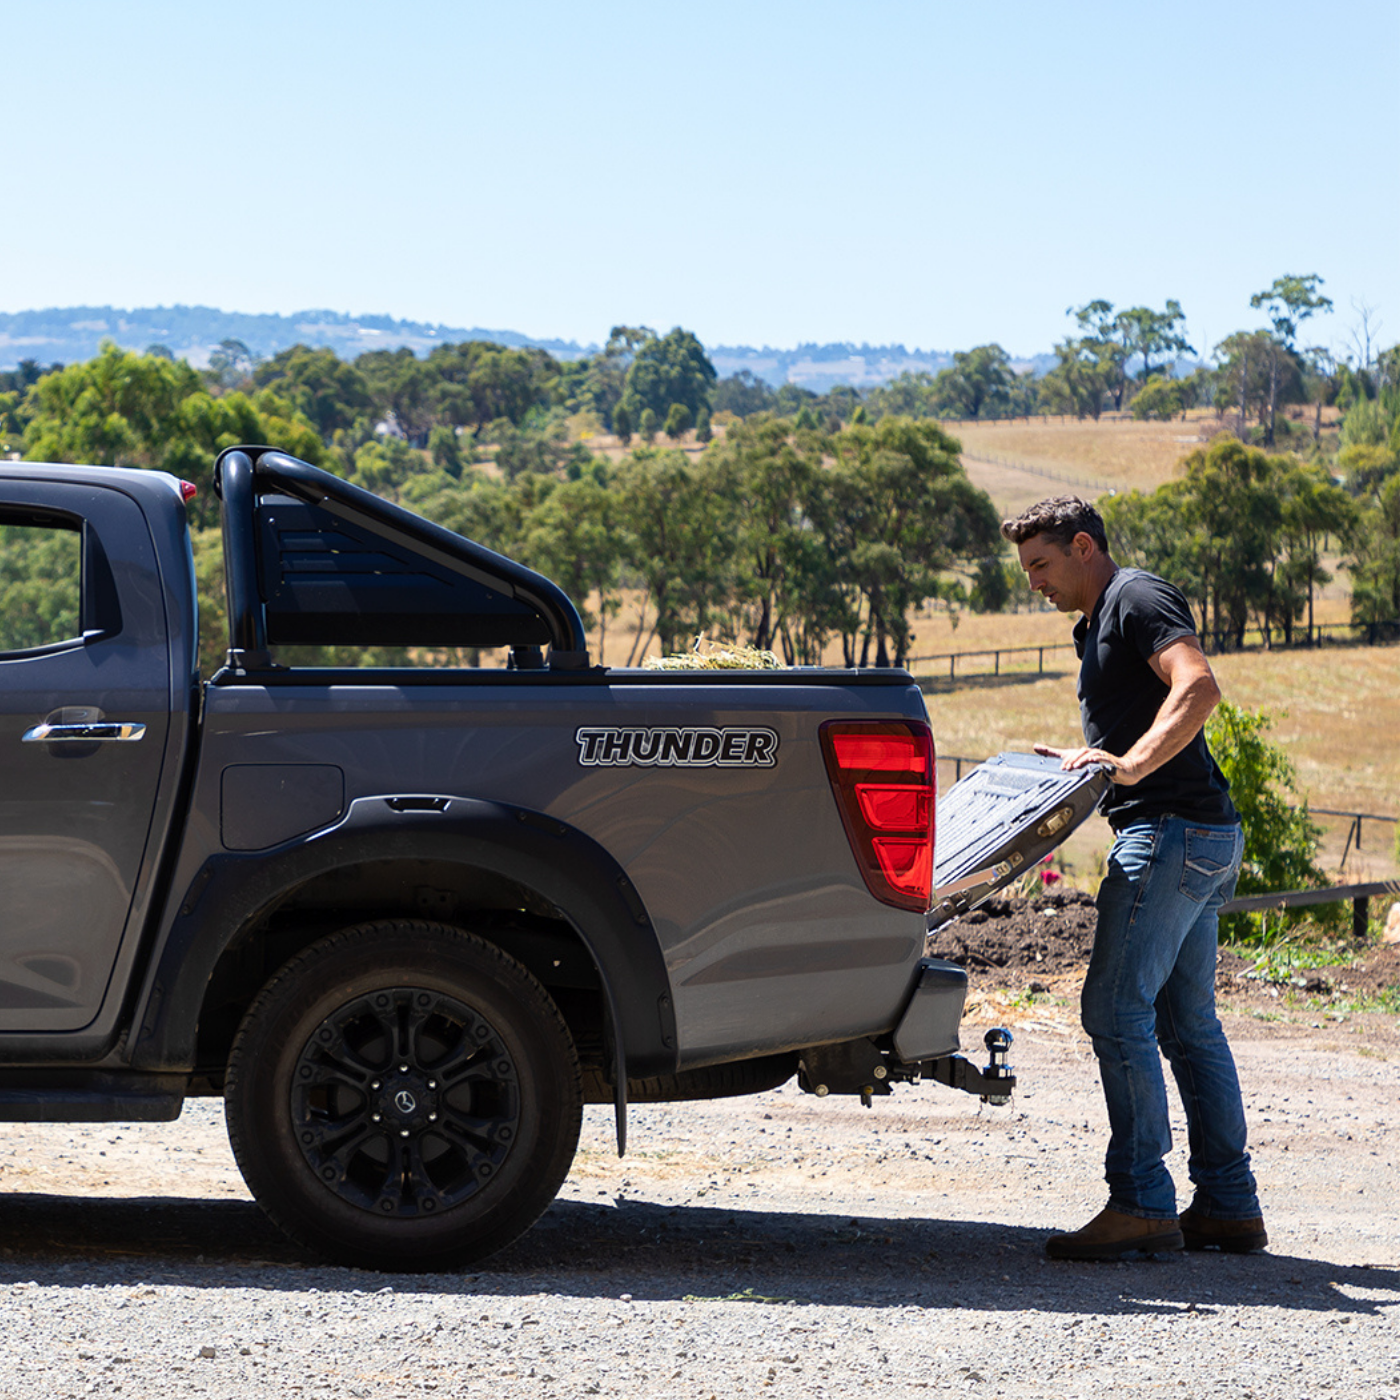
225, 920, 582, 1271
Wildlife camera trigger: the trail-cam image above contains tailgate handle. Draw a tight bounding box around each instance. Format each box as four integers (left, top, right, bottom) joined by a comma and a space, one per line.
23, 721, 146, 743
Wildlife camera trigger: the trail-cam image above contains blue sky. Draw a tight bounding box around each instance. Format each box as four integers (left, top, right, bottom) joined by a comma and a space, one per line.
5, 0, 1397, 358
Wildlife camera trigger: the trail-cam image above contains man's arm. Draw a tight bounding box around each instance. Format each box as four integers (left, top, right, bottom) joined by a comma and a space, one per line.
1034, 636, 1221, 786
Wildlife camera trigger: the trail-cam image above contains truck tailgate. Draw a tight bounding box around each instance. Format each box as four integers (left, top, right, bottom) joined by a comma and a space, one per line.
930, 752, 1110, 931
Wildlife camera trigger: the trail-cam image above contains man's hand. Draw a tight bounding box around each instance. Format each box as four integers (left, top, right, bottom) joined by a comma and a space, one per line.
1033, 743, 1128, 783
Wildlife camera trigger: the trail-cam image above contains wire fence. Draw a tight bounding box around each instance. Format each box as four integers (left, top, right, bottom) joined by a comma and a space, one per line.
936, 755, 1397, 884
958, 450, 1114, 495
908, 619, 1400, 680
908, 641, 1076, 680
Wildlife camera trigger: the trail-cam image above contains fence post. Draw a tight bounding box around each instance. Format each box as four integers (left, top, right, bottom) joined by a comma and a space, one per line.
1354, 896, 1370, 941
1038, 646, 1044, 674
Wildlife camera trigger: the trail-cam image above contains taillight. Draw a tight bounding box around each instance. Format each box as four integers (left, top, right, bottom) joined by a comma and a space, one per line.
820, 720, 936, 912
179, 480, 198, 502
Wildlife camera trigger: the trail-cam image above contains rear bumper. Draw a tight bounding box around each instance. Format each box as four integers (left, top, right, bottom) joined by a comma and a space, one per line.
891, 956, 967, 1062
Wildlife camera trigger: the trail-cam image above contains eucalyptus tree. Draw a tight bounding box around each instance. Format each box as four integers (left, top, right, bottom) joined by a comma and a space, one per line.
816, 417, 1001, 666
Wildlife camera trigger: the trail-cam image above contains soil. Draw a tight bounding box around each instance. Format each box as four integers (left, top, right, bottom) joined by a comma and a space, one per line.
927, 890, 1400, 1019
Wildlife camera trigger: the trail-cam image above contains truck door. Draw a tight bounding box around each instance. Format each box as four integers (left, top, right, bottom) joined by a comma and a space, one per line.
0, 480, 171, 1031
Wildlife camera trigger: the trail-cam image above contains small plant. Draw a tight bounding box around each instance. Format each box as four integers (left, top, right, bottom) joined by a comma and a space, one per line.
1205, 701, 1341, 943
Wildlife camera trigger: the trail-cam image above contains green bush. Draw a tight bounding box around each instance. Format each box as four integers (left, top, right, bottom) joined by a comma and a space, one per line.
1205, 700, 1340, 942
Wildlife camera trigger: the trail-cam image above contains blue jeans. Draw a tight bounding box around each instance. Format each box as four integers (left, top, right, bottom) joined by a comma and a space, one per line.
1082, 817, 1260, 1220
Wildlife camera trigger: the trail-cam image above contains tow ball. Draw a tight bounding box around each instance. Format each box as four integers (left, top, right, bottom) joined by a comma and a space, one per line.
921, 1027, 1016, 1105
980, 1027, 1014, 1105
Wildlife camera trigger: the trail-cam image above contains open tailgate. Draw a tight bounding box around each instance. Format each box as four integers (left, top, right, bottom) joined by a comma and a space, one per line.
930, 752, 1111, 932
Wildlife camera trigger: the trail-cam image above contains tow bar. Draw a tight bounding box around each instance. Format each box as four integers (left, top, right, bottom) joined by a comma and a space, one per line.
798, 1027, 1016, 1107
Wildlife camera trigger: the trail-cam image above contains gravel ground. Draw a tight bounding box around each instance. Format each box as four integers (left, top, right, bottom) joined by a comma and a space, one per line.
0, 927, 1397, 1398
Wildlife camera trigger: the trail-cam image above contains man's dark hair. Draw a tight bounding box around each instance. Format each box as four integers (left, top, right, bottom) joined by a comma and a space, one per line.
1000, 495, 1109, 553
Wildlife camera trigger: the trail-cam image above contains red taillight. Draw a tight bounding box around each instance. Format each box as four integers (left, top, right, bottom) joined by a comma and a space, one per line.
856, 784, 931, 831
179, 480, 198, 502
821, 720, 936, 912
832, 733, 929, 775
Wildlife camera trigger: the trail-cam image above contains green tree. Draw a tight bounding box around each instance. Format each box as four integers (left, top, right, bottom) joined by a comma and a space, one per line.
694, 406, 712, 443
620, 327, 716, 426
1348, 474, 1400, 628
428, 424, 465, 478
818, 417, 1002, 665
0, 521, 81, 651
490, 416, 573, 481
518, 476, 624, 661
1116, 300, 1193, 381
427, 341, 559, 432
556, 325, 652, 427
612, 400, 633, 445
357, 347, 437, 445
254, 344, 374, 439
206, 338, 258, 391
931, 345, 1014, 420
1037, 338, 1109, 419
699, 417, 828, 657
1130, 375, 1184, 420
1204, 702, 1338, 942
21, 343, 323, 525
663, 402, 693, 440
350, 436, 429, 501
638, 406, 658, 443
1249, 274, 1333, 445
1213, 329, 1295, 437
1070, 300, 1192, 410
614, 447, 737, 660
712, 369, 777, 418
1274, 461, 1358, 642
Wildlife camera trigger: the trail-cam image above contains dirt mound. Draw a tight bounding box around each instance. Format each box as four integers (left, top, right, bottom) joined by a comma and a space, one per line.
927, 892, 1400, 1008
927, 891, 1098, 991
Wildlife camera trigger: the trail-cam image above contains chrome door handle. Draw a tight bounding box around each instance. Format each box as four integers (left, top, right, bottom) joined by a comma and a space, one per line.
22, 721, 147, 743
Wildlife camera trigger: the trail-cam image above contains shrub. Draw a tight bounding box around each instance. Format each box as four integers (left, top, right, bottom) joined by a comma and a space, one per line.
1205, 701, 1340, 942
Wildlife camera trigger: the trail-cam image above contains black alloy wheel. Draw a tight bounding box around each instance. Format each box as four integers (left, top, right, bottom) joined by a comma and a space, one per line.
226, 921, 582, 1271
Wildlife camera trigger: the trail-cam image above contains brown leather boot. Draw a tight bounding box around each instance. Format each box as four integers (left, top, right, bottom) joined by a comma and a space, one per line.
1045, 1207, 1184, 1260
1180, 1206, 1268, 1253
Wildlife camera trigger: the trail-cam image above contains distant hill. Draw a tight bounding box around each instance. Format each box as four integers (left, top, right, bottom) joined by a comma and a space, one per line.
0, 306, 593, 373
0, 305, 1050, 389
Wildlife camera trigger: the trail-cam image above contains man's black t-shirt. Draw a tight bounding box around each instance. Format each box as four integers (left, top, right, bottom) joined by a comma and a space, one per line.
1073, 567, 1237, 830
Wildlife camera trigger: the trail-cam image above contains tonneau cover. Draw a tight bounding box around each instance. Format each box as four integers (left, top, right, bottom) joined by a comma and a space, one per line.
930, 752, 1111, 931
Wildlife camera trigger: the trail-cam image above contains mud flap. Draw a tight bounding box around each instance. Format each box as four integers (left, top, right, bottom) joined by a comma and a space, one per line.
930, 752, 1111, 932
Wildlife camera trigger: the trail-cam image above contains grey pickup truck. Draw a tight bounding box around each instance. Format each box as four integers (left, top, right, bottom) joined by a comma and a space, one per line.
0, 446, 1102, 1270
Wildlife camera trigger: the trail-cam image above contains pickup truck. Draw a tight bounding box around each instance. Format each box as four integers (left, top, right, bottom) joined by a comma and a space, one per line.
0, 445, 1091, 1271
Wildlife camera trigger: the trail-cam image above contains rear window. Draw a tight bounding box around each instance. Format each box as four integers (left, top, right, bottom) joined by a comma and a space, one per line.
0, 518, 82, 653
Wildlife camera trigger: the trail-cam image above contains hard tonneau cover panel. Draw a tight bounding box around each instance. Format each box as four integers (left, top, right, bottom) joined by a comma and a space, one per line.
929, 752, 1110, 931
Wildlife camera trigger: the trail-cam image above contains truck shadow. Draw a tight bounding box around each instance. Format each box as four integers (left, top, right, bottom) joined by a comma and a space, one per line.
0, 1191, 1393, 1319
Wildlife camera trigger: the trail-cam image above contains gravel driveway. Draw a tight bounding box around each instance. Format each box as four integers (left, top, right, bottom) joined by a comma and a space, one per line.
0, 1007, 1396, 1399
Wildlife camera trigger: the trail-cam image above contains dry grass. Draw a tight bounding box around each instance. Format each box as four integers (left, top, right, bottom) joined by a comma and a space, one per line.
955, 411, 1213, 484
1210, 646, 1400, 881
919, 620, 1400, 885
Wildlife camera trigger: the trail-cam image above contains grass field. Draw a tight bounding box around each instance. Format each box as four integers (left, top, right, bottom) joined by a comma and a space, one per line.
951, 408, 1342, 516
922, 632, 1400, 887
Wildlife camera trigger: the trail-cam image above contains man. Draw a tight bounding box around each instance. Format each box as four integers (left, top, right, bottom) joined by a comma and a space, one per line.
1001, 496, 1265, 1261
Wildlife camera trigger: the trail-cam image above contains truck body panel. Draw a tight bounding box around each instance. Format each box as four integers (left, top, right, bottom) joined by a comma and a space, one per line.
0, 448, 1066, 1268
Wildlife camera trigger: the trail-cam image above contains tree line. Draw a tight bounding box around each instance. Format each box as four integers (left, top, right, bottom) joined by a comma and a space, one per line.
0, 286, 1396, 674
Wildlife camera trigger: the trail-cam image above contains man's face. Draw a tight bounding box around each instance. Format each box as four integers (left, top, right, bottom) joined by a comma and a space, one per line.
1016, 532, 1092, 614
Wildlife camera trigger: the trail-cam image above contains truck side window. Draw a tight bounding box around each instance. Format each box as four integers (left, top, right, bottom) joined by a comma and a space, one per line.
0, 517, 83, 654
